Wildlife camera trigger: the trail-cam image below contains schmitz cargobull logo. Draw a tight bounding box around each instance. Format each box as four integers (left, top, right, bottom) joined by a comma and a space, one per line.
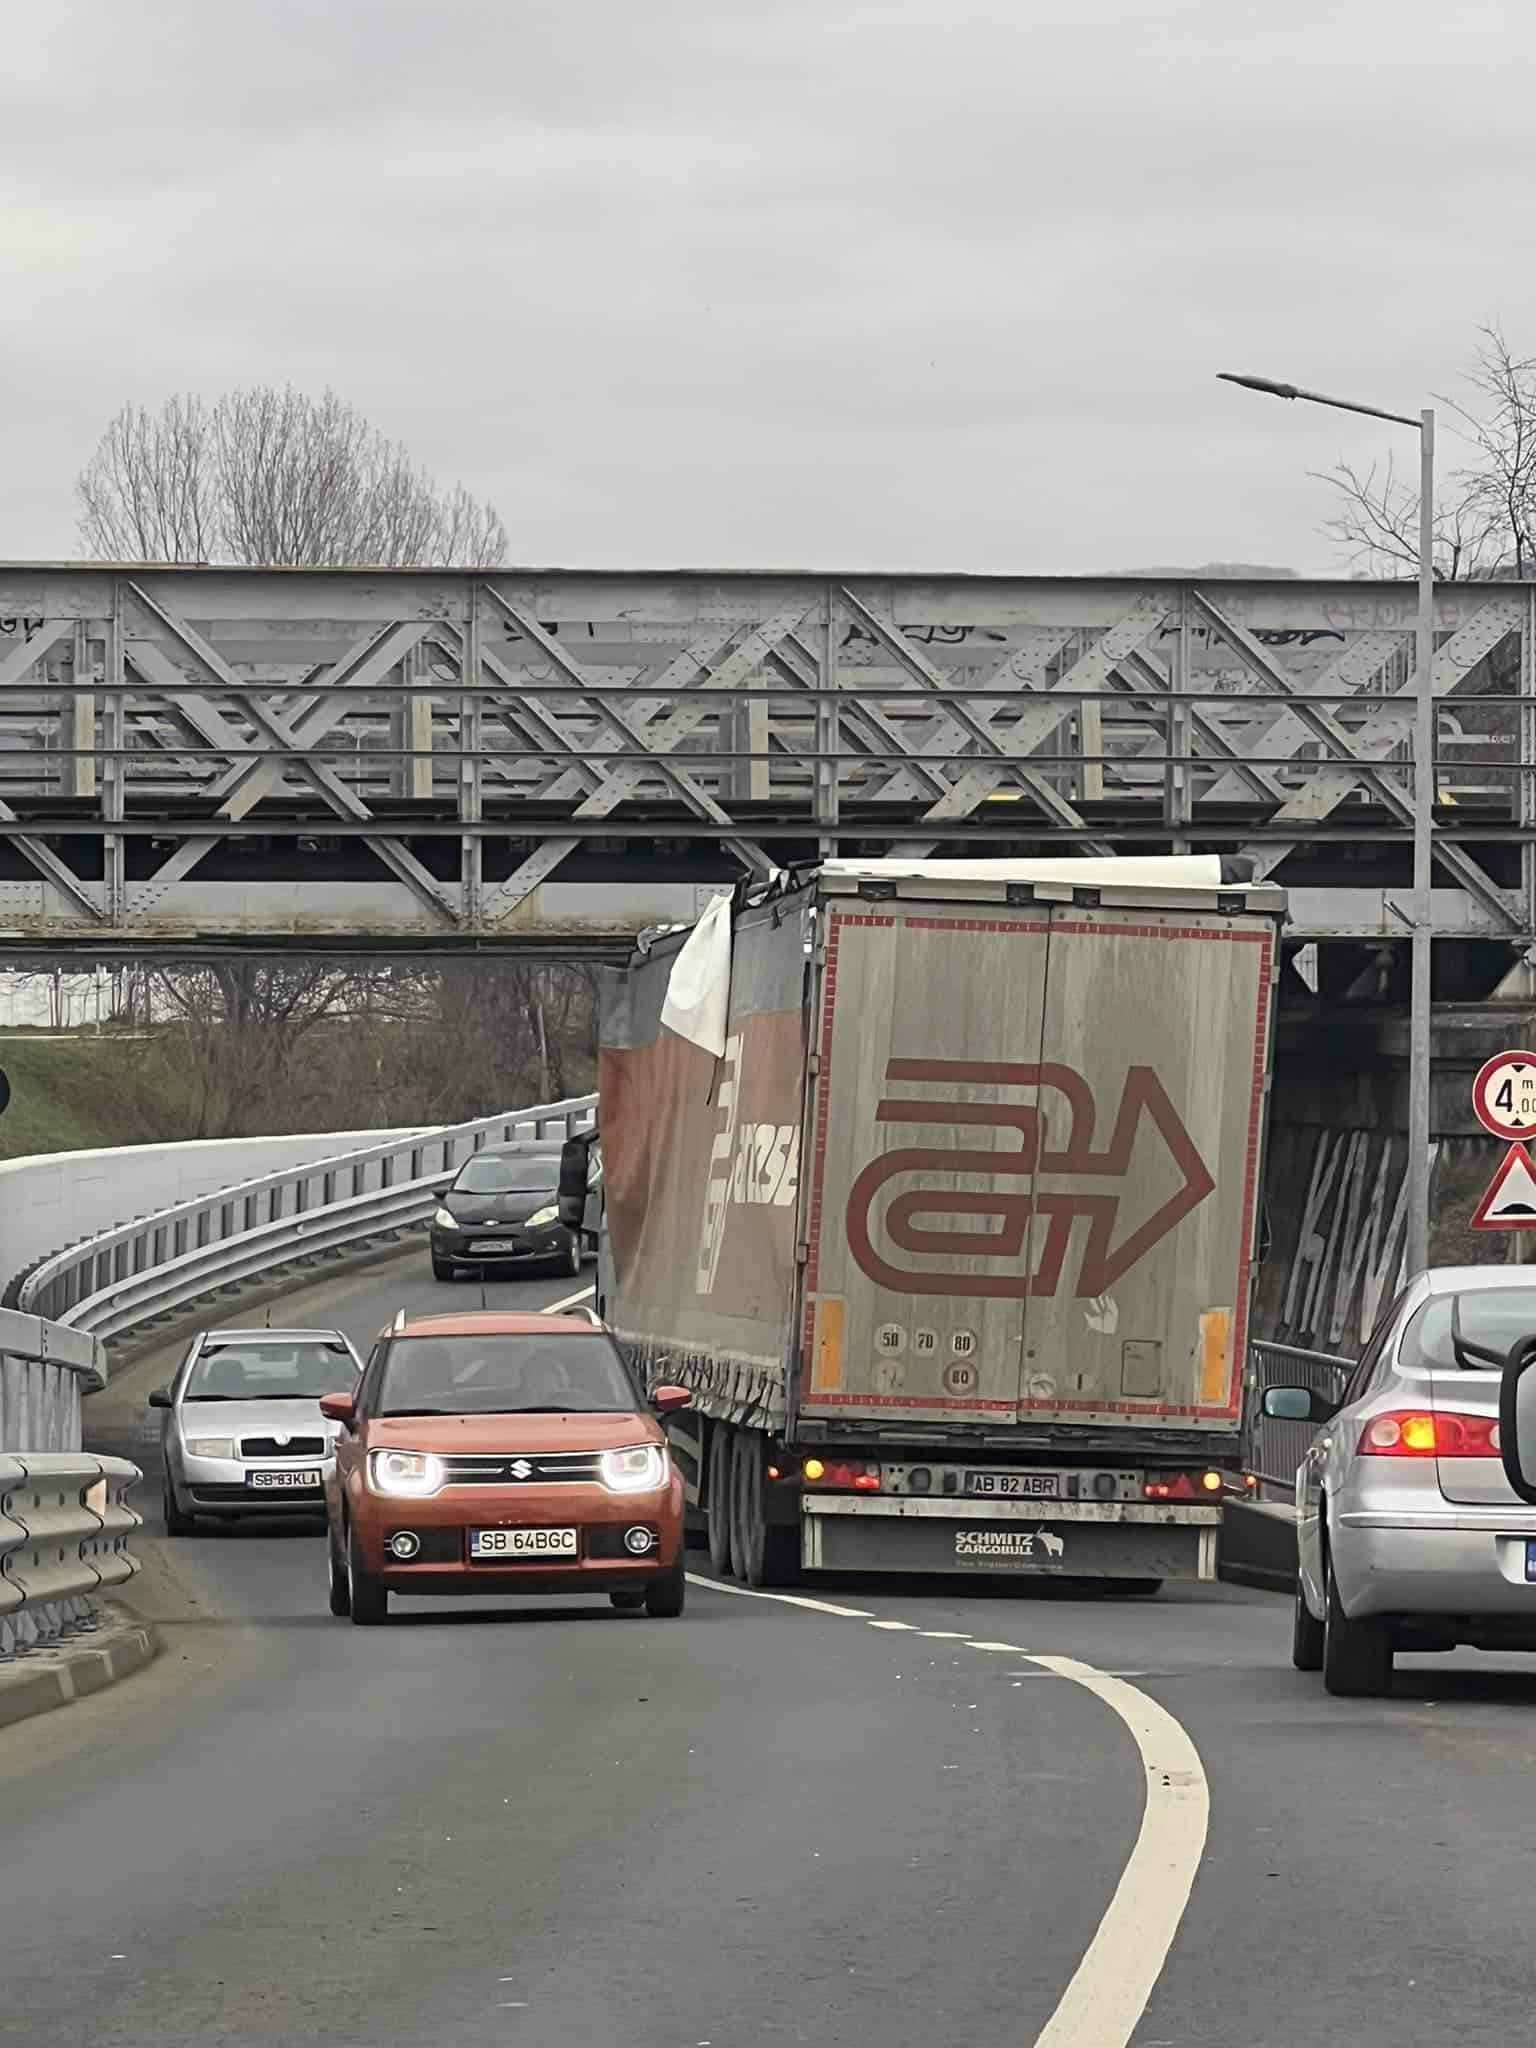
844, 1057, 1213, 1300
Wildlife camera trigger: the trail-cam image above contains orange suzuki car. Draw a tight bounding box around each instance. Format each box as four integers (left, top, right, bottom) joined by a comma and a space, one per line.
320, 1310, 691, 1625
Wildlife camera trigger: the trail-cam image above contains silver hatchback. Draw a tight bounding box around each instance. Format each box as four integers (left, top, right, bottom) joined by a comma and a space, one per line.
1272, 1267, 1536, 1696
150, 1326, 363, 1533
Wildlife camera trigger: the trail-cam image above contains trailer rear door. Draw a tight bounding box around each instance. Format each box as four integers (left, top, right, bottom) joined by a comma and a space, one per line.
800, 884, 1275, 1431
801, 901, 1048, 1420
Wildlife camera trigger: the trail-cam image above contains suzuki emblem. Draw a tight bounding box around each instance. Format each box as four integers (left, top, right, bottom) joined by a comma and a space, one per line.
509, 1458, 534, 1480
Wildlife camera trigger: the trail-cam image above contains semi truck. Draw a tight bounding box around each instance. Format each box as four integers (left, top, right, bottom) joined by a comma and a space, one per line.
560, 856, 1284, 1589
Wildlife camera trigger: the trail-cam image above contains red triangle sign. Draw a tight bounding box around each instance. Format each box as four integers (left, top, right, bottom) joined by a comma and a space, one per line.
1470, 1143, 1536, 1230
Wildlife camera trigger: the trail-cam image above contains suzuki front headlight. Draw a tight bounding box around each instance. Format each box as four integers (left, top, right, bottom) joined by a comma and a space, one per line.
369, 1449, 446, 1497
184, 1436, 237, 1459
432, 1207, 457, 1229
599, 1443, 667, 1493
526, 1205, 559, 1227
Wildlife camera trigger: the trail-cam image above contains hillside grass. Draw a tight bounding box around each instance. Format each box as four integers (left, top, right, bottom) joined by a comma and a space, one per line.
0, 1034, 180, 1162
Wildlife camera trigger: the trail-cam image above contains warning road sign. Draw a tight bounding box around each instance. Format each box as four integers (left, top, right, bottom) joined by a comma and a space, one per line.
1472, 1051, 1536, 1140
1470, 1143, 1536, 1231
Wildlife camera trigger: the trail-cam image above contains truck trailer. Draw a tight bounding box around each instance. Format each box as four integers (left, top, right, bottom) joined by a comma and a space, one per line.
561, 856, 1284, 1588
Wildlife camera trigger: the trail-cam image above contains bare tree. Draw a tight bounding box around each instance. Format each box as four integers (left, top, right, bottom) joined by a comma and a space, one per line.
1318, 327, 1536, 580
144, 962, 366, 1136
76, 387, 507, 567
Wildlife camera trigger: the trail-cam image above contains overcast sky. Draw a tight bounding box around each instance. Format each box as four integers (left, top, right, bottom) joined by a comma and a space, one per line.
2, 0, 1531, 576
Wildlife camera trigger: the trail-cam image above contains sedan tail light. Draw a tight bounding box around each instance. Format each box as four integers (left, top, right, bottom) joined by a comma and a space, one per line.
1358, 1410, 1501, 1457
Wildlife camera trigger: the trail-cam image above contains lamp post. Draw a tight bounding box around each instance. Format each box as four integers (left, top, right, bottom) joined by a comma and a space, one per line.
1218, 372, 1436, 1277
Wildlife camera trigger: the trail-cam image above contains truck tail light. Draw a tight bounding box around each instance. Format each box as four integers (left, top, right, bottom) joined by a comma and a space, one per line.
1358, 1410, 1500, 1457
1143, 1469, 1230, 1500
802, 1460, 882, 1491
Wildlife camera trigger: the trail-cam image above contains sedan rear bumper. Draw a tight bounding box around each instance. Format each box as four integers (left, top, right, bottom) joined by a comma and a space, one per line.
1336, 1511, 1536, 1623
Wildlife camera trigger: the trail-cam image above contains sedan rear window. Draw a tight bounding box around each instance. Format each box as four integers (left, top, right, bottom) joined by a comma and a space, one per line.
375, 1333, 638, 1416
1401, 1288, 1536, 1371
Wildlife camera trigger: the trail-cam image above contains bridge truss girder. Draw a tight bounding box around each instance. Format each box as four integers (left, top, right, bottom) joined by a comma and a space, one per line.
0, 565, 1530, 951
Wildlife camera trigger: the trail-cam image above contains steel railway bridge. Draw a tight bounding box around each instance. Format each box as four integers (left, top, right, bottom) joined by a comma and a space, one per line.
1, 564, 1533, 986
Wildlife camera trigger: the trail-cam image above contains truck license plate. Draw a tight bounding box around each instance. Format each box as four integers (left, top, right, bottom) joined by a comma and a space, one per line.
965, 1471, 1059, 1497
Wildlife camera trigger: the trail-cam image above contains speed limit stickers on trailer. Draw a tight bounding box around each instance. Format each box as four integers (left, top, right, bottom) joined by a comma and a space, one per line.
1472, 1051, 1536, 1140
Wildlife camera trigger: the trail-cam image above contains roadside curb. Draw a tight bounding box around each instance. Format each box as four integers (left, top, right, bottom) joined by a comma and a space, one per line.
0, 1603, 160, 1731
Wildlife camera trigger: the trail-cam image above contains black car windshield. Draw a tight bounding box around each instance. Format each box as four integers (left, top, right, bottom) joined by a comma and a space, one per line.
376, 1333, 638, 1416
184, 1341, 351, 1401
1402, 1288, 1536, 1370
452, 1152, 561, 1195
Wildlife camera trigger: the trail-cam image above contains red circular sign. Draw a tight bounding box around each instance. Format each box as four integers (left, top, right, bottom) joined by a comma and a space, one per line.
1472, 1050, 1536, 1139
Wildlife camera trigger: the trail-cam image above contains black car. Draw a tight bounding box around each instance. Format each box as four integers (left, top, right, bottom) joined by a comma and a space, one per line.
430, 1141, 583, 1281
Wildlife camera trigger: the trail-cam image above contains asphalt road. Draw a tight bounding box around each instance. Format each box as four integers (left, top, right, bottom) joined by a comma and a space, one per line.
6, 1250, 1536, 2047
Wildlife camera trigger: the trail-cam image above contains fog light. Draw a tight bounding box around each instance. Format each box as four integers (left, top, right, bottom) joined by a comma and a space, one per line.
387, 1530, 421, 1560
623, 1526, 655, 1556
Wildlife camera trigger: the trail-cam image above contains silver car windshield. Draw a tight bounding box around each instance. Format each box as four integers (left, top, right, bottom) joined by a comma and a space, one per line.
184, 1343, 351, 1401
1400, 1289, 1536, 1371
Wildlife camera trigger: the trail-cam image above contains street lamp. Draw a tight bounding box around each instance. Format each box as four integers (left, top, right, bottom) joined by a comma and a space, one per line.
1218, 371, 1436, 1278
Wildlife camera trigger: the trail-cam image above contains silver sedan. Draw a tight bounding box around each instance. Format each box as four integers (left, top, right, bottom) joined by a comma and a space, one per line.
1273, 1266, 1536, 1697
150, 1326, 363, 1533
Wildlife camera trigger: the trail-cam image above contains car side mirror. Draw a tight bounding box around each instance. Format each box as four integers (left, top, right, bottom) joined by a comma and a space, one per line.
1500, 1337, 1536, 1503
148, 1387, 173, 1411
319, 1391, 357, 1427
1261, 1385, 1337, 1424
652, 1384, 692, 1414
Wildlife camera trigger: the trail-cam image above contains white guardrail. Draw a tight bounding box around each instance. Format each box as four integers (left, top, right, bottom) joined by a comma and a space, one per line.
0, 1452, 141, 1655
0, 1094, 595, 1657
15, 1094, 598, 1339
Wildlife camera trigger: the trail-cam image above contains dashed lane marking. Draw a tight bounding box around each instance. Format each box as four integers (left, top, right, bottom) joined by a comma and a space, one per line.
687, 1572, 1210, 2048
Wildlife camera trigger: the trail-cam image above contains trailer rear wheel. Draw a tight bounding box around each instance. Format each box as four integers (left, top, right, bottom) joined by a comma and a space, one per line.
705, 1425, 735, 1576
733, 1433, 798, 1588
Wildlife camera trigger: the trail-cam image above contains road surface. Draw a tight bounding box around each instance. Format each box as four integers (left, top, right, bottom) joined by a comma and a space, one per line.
5, 1250, 1536, 2047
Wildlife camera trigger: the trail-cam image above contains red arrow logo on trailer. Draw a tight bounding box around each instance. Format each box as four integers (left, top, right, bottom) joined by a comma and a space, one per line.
844, 1059, 1215, 1299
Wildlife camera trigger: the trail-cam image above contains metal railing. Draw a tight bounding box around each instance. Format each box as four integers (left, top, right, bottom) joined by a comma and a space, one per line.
16, 1095, 598, 1343
0, 1452, 141, 1655
0, 1308, 105, 1452
1246, 1338, 1354, 1498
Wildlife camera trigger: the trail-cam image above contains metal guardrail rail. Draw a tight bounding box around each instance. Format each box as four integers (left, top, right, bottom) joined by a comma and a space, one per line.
0, 1453, 141, 1655
0, 1307, 106, 1451
1246, 1338, 1354, 1498
16, 1095, 598, 1341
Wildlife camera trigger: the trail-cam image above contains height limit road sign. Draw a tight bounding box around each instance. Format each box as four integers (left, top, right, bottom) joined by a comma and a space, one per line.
1472, 1051, 1536, 1141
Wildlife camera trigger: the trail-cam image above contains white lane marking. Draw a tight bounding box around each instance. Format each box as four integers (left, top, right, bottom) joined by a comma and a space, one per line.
684, 1573, 873, 1619
867, 1619, 918, 1631
1027, 1654, 1207, 2048
686, 1574, 1209, 2048
540, 1283, 596, 1313
919, 1629, 973, 1639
